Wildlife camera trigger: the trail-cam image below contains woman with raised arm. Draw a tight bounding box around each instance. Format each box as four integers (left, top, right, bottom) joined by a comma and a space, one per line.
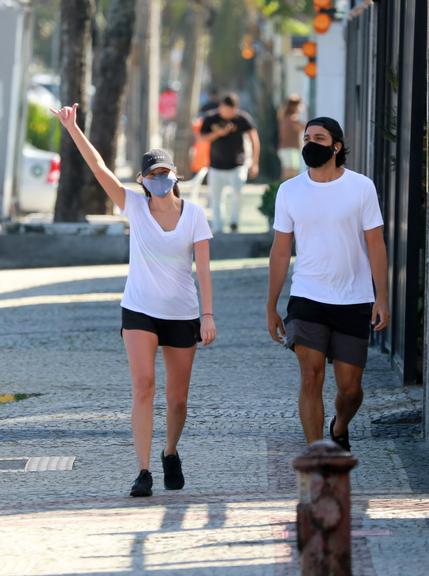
51, 103, 216, 497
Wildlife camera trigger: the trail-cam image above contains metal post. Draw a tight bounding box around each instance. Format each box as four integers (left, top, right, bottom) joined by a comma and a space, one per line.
424, 0, 429, 440
146, 0, 161, 150
293, 440, 358, 576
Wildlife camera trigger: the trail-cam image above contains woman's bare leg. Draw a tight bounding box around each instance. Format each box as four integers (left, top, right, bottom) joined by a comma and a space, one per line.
162, 345, 197, 455
123, 330, 158, 469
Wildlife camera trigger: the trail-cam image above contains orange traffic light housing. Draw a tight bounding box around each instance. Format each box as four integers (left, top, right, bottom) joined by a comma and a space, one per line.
313, 0, 332, 9
304, 61, 317, 78
302, 41, 317, 58
302, 40, 317, 77
313, 12, 332, 34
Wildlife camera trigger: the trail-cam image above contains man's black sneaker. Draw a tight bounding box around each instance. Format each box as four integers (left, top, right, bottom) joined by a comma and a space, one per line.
230, 223, 238, 232
130, 469, 153, 497
161, 450, 185, 490
329, 416, 351, 452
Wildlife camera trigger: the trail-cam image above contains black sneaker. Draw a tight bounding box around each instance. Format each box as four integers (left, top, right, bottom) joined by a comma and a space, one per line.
230, 223, 238, 232
161, 450, 185, 490
130, 469, 153, 497
329, 416, 351, 452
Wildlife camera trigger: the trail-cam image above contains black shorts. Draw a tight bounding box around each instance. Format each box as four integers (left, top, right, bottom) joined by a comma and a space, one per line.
121, 307, 201, 348
284, 296, 372, 368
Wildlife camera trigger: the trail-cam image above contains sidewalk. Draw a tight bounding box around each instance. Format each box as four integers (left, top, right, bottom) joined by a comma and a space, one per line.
0, 260, 428, 575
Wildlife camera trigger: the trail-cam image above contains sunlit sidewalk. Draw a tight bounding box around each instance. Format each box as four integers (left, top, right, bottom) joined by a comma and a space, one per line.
0, 262, 428, 575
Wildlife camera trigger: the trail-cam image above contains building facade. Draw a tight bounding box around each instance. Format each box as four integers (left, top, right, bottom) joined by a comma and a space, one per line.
343, 0, 427, 404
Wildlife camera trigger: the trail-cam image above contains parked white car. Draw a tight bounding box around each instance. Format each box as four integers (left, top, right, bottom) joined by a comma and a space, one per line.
19, 144, 60, 213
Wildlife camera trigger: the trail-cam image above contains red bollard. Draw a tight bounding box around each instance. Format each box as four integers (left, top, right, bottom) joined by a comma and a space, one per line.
293, 440, 358, 576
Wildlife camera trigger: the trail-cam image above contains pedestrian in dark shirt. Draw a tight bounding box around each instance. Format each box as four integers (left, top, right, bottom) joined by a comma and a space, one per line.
200, 93, 260, 233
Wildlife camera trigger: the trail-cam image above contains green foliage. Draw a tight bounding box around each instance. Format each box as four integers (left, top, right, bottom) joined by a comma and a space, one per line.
31, 0, 60, 69
283, 17, 311, 36
26, 102, 61, 152
258, 180, 281, 224
208, 0, 248, 88
256, 0, 314, 19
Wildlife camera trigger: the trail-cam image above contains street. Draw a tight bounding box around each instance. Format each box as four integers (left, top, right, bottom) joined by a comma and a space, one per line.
0, 260, 428, 575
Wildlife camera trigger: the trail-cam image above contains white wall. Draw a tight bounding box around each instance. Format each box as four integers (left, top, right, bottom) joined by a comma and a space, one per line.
0, 2, 29, 220
286, 51, 310, 105
315, 21, 346, 126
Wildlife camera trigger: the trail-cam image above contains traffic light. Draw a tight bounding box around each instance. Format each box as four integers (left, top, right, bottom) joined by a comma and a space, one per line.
313, 0, 332, 8
302, 40, 317, 78
312, 0, 333, 34
241, 34, 255, 60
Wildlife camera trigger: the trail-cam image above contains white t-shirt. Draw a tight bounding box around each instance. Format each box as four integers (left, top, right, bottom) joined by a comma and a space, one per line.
273, 168, 384, 304
121, 189, 213, 319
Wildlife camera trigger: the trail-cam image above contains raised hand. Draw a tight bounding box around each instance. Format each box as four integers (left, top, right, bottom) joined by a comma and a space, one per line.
50, 103, 79, 131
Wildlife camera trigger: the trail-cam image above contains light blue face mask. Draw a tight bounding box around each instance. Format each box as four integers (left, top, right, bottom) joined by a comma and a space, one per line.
143, 171, 177, 197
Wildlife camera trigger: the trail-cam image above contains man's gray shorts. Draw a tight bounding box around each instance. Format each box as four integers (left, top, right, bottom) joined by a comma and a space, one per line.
284, 297, 373, 368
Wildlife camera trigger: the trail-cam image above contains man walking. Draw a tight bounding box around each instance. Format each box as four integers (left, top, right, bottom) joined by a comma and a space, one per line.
200, 93, 260, 233
266, 117, 389, 451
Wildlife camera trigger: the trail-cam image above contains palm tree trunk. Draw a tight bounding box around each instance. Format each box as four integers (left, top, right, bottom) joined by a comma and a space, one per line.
83, 0, 137, 214
173, 4, 209, 178
54, 0, 94, 222
127, 0, 161, 175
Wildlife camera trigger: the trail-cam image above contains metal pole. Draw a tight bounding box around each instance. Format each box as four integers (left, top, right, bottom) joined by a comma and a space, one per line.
423, 0, 429, 440
146, 0, 161, 150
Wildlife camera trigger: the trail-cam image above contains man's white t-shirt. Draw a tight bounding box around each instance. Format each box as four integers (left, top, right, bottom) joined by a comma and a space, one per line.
273, 168, 384, 305
121, 189, 213, 319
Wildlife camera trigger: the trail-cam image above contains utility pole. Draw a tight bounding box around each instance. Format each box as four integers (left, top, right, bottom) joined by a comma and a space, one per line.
145, 0, 161, 151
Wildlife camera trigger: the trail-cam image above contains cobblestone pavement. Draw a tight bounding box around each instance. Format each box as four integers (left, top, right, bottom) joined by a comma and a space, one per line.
0, 260, 428, 575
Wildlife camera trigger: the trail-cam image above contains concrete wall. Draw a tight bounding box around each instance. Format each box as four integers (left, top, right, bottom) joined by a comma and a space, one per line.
0, 231, 273, 269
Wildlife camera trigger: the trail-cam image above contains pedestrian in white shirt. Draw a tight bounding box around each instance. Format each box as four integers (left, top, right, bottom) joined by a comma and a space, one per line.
51, 103, 216, 497
267, 116, 389, 452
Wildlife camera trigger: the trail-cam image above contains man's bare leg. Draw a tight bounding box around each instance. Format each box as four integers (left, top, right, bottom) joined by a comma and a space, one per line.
332, 360, 364, 436
295, 344, 326, 443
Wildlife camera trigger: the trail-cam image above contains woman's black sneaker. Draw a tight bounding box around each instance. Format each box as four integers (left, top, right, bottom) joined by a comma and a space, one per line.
161, 450, 185, 490
329, 416, 351, 452
130, 469, 153, 497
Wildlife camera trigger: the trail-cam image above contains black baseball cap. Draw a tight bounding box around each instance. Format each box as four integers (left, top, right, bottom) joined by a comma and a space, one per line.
305, 117, 344, 141
141, 148, 175, 176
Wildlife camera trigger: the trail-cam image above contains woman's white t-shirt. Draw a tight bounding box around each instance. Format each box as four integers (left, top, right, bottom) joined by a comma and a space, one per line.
273, 168, 384, 305
121, 189, 213, 319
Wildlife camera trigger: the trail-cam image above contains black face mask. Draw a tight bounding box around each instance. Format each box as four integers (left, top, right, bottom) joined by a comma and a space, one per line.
302, 141, 335, 168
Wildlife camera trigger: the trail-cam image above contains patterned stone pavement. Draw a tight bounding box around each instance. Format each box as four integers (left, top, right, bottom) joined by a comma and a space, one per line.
0, 260, 428, 575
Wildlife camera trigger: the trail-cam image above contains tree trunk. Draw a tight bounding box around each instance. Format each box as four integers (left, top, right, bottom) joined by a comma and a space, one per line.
54, 0, 94, 222
127, 0, 161, 175
83, 0, 137, 215
173, 4, 208, 178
